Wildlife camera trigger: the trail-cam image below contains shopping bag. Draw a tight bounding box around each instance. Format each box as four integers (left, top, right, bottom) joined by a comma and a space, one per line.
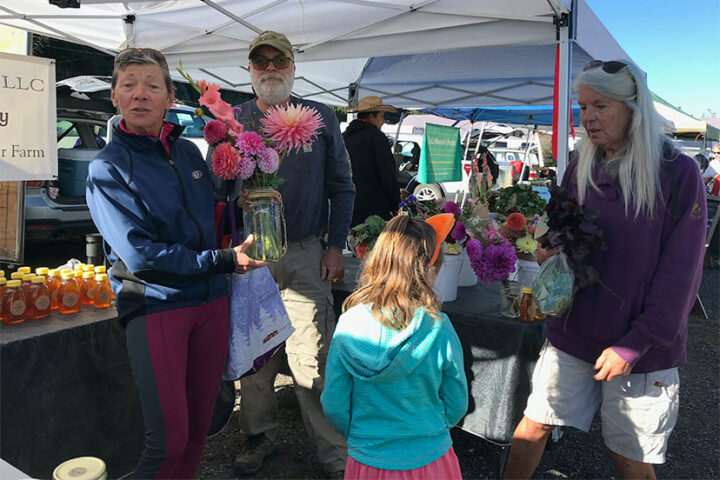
532, 252, 575, 316
223, 266, 294, 381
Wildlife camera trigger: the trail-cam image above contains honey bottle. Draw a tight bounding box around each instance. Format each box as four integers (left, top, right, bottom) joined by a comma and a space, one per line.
47, 269, 62, 310
22, 273, 36, 299
519, 287, 534, 323
28, 276, 51, 320
58, 271, 81, 315
81, 271, 96, 305
93, 274, 113, 309
2, 279, 27, 324
0, 277, 7, 323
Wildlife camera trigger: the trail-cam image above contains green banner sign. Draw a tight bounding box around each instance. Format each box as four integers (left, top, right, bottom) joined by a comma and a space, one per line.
417, 123, 462, 183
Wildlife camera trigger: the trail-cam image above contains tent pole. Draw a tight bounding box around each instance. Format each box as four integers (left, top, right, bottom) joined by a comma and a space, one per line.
556, 13, 573, 179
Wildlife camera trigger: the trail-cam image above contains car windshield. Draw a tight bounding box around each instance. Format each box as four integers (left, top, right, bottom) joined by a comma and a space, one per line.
165, 110, 206, 137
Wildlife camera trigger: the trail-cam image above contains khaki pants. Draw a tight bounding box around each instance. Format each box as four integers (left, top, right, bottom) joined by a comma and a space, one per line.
237, 236, 347, 472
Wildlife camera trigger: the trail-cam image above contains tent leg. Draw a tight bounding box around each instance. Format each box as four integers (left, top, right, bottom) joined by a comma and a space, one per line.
555, 13, 573, 179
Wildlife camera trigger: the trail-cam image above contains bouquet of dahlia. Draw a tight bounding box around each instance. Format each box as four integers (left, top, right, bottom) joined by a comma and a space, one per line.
178, 64, 323, 260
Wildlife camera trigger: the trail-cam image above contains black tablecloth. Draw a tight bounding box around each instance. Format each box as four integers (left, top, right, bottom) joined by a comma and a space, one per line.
0, 308, 143, 478
333, 257, 545, 445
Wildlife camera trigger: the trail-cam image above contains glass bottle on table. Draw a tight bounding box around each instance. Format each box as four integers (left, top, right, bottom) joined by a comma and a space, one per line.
58, 271, 81, 315
47, 269, 62, 310
519, 287, 534, 323
2, 279, 27, 325
22, 273, 36, 300
81, 271, 96, 305
93, 274, 113, 309
0, 277, 7, 323
28, 276, 51, 320
35, 267, 49, 277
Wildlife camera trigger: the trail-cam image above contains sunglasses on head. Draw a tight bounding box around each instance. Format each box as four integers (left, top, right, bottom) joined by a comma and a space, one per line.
250, 55, 293, 70
583, 60, 628, 74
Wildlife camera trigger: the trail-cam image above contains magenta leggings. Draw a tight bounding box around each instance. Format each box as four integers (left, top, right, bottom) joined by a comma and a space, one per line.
125, 296, 229, 479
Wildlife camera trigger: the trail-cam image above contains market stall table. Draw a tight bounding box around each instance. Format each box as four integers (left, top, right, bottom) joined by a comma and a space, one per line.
332, 257, 546, 468
0, 307, 143, 478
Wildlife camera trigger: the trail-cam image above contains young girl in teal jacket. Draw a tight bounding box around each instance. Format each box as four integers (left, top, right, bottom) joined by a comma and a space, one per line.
321, 214, 468, 478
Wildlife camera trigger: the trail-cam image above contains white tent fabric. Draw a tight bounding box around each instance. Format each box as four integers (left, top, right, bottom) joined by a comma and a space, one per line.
1, 0, 636, 173
0, 0, 610, 108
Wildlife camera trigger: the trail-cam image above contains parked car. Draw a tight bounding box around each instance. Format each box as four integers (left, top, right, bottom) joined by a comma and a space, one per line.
24, 77, 210, 242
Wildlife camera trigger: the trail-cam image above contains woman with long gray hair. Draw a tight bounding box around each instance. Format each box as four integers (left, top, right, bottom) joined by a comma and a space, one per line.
504, 61, 707, 479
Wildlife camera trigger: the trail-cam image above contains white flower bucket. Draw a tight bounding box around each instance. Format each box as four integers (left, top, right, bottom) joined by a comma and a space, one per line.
434, 253, 462, 302
458, 248, 478, 287
513, 259, 541, 287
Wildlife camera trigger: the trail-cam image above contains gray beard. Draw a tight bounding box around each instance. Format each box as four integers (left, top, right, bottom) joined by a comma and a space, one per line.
252, 73, 293, 106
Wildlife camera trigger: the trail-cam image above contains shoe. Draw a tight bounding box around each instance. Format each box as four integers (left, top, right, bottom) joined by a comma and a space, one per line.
233, 433, 276, 477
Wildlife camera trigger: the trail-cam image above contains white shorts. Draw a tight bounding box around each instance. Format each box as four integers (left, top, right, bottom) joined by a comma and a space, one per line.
524, 341, 679, 464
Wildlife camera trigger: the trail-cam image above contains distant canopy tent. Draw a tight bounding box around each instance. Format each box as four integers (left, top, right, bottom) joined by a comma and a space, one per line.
421, 105, 582, 127
0, 0, 636, 176
652, 94, 720, 141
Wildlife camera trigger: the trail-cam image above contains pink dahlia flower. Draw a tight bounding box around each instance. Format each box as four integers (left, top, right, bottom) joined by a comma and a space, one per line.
212, 142, 240, 180
203, 120, 227, 146
258, 148, 280, 174
236, 131, 266, 157
261, 104, 324, 153
236, 155, 256, 180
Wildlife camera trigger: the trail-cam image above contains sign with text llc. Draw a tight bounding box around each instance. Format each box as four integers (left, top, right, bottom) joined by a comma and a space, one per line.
0, 52, 57, 181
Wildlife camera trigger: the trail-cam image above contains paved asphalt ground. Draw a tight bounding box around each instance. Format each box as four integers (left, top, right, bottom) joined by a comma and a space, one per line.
198, 265, 719, 480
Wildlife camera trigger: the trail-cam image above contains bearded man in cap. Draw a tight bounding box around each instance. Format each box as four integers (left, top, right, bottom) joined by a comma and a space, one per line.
343, 96, 401, 227
209, 31, 353, 478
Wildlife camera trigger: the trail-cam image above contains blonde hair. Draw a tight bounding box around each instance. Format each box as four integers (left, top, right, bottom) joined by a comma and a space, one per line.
573, 61, 666, 218
343, 216, 443, 330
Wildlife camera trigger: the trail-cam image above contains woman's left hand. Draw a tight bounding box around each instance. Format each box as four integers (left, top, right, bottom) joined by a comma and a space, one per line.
593, 348, 632, 382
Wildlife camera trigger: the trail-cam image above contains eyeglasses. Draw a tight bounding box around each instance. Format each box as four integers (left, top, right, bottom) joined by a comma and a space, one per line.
583, 60, 628, 74
250, 55, 293, 70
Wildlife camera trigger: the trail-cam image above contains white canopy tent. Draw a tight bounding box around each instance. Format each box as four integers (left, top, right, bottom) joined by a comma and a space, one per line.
1, 0, 635, 174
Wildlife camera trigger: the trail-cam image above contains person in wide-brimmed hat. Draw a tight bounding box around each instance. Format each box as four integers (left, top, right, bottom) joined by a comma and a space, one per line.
344, 96, 401, 227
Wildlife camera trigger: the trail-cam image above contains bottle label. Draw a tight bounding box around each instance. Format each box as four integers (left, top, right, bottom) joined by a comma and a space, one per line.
63, 292, 79, 307
97, 291, 111, 304
35, 295, 51, 311
10, 300, 26, 316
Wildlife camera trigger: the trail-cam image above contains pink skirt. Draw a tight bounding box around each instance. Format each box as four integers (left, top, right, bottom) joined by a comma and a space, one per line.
344, 446, 462, 479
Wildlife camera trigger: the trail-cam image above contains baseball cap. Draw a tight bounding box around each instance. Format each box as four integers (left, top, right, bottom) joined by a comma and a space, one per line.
248, 31, 293, 59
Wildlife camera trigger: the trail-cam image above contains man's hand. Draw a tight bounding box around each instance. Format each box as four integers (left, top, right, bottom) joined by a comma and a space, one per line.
233, 235, 268, 274
321, 246, 344, 281
593, 347, 632, 382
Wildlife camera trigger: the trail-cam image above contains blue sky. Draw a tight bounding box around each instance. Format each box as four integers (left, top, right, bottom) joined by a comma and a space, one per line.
586, 0, 720, 118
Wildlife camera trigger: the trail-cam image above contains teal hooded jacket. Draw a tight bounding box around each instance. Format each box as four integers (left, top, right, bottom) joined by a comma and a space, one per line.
321, 304, 468, 470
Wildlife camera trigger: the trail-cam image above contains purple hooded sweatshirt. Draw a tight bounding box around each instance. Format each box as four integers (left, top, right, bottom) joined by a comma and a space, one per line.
547, 150, 707, 373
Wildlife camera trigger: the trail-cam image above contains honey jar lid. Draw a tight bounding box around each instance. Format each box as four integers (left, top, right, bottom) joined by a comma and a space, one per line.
83, 272, 95, 279
36, 267, 50, 275
95, 273, 108, 281
17, 266, 31, 274
53, 456, 106, 480
61, 272, 75, 280
83, 264, 95, 272
32, 276, 46, 284
7, 279, 22, 287
522, 287, 533, 294
94, 266, 106, 273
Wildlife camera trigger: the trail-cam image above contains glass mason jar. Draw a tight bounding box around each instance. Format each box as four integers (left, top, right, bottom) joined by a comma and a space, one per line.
243, 187, 287, 261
